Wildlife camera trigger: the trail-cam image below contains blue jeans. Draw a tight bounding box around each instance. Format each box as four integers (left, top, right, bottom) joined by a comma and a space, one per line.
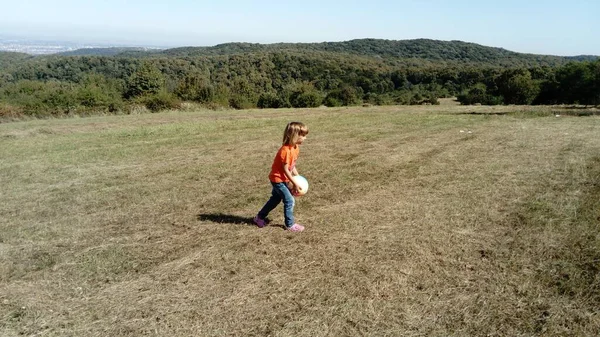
258, 182, 295, 228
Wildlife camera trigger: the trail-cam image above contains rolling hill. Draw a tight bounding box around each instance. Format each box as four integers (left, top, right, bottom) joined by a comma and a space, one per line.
73, 38, 598, 67
56, 47, 163, 57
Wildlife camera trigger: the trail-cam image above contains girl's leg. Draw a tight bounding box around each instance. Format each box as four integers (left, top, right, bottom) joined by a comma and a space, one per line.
257, 183, 283, 219
272, 183, 295, 228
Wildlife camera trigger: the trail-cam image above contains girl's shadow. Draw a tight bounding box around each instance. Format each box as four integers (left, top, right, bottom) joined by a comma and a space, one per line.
197, 213, 253, 225
197, 213, 284, 228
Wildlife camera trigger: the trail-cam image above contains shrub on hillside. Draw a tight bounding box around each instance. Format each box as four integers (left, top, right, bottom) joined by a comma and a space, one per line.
76, 74, 124, 111
280, 82, 323, 108
211, 83, 232, 107
291, 91, 322, 108
257, 92, 284, 108
0, 103, 23, 119
230, 78, 258, 108
323, 95, 342, 107
137, 92, 181, 112
229, 95, 255, 110
174, 74, 215, 103
496, 69, 540, 105
324, 86, 362, 106
410, 93, 440, 105
392, 90, 414, 105
1, 80, 77, 115
457, 83, 502, 105
125, 62, 165, 99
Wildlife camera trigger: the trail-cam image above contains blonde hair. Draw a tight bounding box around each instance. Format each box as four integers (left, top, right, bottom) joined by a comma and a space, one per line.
282, 122, 309, 145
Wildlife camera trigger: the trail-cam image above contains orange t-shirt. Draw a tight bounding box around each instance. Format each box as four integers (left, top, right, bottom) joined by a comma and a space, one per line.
269, 145, 299, 183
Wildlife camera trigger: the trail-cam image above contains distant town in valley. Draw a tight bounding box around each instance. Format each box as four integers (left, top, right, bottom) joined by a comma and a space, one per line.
0, 36, 164, 55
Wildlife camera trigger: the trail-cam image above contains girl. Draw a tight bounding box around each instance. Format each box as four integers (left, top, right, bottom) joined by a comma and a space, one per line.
254, 122, 309, 232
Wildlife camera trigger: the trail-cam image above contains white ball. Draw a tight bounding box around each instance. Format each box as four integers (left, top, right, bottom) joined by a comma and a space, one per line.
293, 176, 309, 196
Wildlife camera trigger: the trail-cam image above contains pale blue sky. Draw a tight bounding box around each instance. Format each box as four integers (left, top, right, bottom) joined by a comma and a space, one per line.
1, 0, 598, 56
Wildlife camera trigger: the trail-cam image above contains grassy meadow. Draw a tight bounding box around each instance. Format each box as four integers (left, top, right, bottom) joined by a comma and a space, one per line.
1, 103, 599, 336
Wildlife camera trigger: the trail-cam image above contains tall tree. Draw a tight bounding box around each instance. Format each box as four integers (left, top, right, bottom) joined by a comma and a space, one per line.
125, 62, 164, 99
496, 69, 539, 105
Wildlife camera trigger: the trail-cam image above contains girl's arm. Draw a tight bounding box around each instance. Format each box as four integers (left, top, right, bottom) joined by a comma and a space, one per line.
283, 163, 302, 192
291, 167, 299, 176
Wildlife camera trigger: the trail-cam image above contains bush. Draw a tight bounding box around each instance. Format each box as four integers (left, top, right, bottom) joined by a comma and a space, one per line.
125, 62, 165, 99
230, 78, 258, 108
364, 93, 395, 106
496, 69, 540, 105
410, 93, 439, 105
137, 92, 181, 112
0, 103, 23, 119
324, 86, 361, 106
229, 95, 254, 110
78, 74, 124, 112
257, 92, 284, 108
281, 82, 323, 108
457, 83, 502, 105
291, 91, 322, 108
323, 95, 342, 107
8, 81, 78, 115
43, 87, 77, 113
212, 83, 231, 107
76, 86, 123, 111
391, 92, 409, 105
174, 75, 214, 103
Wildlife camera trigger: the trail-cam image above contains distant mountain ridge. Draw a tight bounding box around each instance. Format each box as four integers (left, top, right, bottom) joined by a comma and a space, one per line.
564, 55, 599, 62
1, 38, 598, 68
57, 47, 163, 56
117, 38, 599, 66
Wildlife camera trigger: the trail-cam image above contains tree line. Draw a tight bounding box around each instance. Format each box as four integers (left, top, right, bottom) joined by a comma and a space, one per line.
0, 44, 598, 117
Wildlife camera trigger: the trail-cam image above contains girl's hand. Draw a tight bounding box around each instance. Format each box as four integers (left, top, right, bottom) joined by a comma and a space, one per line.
287, 181, 302, 196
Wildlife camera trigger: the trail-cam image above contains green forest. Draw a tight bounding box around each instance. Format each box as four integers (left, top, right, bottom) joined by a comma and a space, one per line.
0, 38, 599, 117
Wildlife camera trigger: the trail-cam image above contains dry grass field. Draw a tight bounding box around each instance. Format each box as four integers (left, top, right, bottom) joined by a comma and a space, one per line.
1, 104, 599, 336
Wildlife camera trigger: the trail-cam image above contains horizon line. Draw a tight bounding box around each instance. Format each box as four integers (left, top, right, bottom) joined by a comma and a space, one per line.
1, 35, 598, 58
